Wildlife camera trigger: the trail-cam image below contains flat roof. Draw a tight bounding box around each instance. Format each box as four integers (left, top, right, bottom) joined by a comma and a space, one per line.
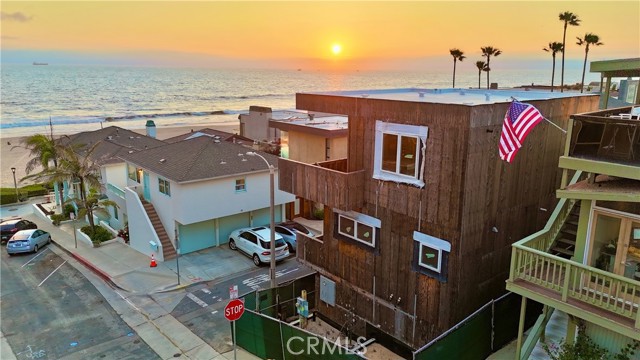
269, 109, 348, 137
300, 88, 596, 106
590, 58, 640, 77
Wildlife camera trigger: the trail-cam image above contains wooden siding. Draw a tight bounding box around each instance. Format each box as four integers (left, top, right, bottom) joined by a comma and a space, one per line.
294, 93, 601, 348
278, 158, 365, 210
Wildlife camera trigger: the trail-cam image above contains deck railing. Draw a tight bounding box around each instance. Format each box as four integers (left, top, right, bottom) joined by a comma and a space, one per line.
106, 183, 126, 199
508, 170, 640, 330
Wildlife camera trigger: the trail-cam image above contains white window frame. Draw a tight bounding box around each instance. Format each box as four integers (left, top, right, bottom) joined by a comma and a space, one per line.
158, 178, 171, 196
414, 231, 450, 273
235, 178, 246, 192
373, 121, 428, 188
336, 211, 381, 248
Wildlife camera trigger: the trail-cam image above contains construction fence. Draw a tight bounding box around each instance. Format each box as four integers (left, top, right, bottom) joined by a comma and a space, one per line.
413, 292, 542, 360
236, 274, 365, 359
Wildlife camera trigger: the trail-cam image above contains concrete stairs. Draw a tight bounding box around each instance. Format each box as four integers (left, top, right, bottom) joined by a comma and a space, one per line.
549, 203, 581, 259
142, 200, 176, 260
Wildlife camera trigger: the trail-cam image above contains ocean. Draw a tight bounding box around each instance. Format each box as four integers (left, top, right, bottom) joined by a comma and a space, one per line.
0, 64, 594, 138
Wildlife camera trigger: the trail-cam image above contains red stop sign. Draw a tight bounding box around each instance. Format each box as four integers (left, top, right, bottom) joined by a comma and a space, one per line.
224, 299, 245, 321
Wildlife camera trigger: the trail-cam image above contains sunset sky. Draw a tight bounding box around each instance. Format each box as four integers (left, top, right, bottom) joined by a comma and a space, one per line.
2, 1, 639, 70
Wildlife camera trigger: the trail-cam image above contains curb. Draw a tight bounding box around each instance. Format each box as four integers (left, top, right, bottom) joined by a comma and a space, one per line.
51, 239, 128, 292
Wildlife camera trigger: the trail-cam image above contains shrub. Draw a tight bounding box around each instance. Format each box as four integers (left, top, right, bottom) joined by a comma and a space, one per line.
0, 192, 18, 205
20, 184, 48, 198
117, 225, 129, 244
63, 204, 75, 217
81, 225, 113, 243
51, 214, 66, 226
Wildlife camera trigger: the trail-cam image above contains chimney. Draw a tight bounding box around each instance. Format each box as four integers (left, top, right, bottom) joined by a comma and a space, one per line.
145, 120, 157, 138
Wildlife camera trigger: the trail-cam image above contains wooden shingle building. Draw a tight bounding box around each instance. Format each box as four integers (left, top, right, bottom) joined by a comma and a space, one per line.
278, 88, 600, 350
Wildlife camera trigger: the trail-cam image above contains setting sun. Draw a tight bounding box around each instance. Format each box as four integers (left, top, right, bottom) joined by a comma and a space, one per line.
331, 43, 342, 55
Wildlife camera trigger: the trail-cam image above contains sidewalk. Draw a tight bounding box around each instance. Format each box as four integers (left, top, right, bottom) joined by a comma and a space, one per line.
23, 210, 257, 294
8, 203, 261, 360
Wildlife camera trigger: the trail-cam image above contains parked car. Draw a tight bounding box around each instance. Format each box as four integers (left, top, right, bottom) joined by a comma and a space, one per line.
275, 221, 314, 252
1, 219, 37, 244
6, 229, 51, 255
228, 226, 290, 266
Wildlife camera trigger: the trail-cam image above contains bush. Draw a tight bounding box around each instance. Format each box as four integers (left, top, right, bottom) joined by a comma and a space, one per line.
51, 214, 66, 226
81, 225, 113, 244
20, 184, 48, 198
63, 204, 75, 217
0, 192, 18, 205
312, 207, 324, 220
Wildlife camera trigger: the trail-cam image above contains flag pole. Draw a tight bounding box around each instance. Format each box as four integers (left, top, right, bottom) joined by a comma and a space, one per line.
510, 97, 566, 134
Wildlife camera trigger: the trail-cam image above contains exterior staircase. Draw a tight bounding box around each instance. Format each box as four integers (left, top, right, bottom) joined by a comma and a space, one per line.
142, 200, 176, 260
549, 202, 581, 259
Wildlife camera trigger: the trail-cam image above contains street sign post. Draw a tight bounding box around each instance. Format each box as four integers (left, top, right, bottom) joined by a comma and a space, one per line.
229, 285, 238, 299
225, 299, 245, 360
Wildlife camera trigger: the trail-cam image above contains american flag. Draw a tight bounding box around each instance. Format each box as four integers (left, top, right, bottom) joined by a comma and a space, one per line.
499, 101, 544, 162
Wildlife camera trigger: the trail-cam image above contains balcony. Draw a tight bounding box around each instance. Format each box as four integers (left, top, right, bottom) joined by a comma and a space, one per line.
560, 106, 640, 180
506, 192, 640, 340
278, 158, 365, 211
106, 183, 126, 199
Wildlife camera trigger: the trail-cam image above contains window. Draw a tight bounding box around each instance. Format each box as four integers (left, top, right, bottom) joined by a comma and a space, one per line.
158, 178, 171, 196
113, 206, 119, 220
337, 213, 378, 247
235, 178, 246, 192
373, 121, 428, 187
240, 231, 258, 245
128, 164, 140, 182
413, 231, 450, 276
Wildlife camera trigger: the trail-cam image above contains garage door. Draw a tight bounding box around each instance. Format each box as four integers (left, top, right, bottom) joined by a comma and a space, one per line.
179, 219, 216, 254
251, 205, 283, 227
218, 212, 251, 245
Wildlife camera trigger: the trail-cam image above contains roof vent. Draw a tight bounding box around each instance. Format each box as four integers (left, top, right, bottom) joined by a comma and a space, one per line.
129, 136, 134, 139
220, 161, 226, 165
214, 140, 220, 143
214, 136, 220, 139
242, 158, 247, 162
107, 136, 113, 140
159, 159, 166, 163
128, 150, 134, 154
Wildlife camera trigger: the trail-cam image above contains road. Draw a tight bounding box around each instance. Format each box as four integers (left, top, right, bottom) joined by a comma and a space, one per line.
0, 244, 158, 360
170, 259, 315, 353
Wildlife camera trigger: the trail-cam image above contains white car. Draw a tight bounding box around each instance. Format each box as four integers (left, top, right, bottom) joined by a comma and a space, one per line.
228, 226, 290, 266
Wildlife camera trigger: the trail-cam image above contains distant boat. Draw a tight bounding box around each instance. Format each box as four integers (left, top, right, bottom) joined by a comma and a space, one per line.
33, 62, 48, 66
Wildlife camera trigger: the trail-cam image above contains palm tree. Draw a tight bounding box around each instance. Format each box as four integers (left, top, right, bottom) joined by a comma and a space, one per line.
481, 46, 502, 89
16, 133, 64, 208
559, 11, 581, 92
543, 42, 564, 92
475, 61, 487, 89
576, 33, 603, 93
32, 142, 103, 229
449, 48, 466, 88
74, 190, 118, 234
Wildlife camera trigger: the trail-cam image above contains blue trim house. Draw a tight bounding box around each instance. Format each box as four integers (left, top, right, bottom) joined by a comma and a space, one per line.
119, 136, 294, 260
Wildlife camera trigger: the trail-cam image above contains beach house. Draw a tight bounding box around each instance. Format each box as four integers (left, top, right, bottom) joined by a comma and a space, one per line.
278, 88, 599, 350
506, 105, 640, 357
61, 126, 165, 230
119, 136, 294, 261
266, 109, 348, 219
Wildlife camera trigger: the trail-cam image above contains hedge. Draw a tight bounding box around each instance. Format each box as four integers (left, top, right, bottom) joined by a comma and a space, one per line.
81, 225, 112, 243
0, 184, 51, 205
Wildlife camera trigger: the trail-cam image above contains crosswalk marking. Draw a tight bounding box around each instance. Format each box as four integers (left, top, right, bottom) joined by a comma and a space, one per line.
187, 293, 208, 308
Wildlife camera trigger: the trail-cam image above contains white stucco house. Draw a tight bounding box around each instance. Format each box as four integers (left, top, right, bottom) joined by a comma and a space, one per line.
119, 136, 294, 261
62, 126, 166, 230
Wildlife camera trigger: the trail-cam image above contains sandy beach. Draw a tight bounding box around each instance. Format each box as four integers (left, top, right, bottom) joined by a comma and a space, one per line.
0, 122, 240, 188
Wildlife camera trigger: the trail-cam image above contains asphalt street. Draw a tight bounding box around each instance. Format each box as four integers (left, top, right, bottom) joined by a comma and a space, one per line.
171, 259, 315, 353
0, 244, 159, 360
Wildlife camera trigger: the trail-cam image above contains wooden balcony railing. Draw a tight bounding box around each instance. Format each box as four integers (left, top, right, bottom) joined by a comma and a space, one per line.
278, 158, 365, 211
508, 170, 640, 336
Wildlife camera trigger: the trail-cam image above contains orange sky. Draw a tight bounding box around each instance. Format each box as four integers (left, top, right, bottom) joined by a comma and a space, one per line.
2, 1, 639, 70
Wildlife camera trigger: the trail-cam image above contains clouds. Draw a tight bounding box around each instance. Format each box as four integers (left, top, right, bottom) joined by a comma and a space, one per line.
1, 11, 33, 22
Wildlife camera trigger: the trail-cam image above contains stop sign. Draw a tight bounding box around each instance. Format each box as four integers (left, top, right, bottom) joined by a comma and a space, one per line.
224, 299, 245, 321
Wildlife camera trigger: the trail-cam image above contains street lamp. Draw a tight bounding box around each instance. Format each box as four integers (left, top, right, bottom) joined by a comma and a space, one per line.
11, 167, 18, 202
246, 151, 276, 288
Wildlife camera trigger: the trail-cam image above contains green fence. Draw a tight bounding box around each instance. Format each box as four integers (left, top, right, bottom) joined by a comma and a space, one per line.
235, 309, 366, 360
243, 273, 316, 320
413, 292, 542, 360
